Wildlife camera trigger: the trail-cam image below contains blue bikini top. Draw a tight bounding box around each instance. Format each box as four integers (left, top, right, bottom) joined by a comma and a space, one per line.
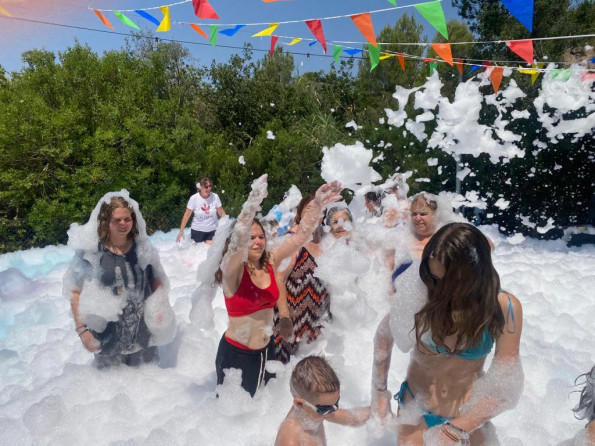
421, 295, 515, 361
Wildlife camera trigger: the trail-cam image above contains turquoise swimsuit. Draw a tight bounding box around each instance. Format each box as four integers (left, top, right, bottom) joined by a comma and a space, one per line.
394, 295, 516, 428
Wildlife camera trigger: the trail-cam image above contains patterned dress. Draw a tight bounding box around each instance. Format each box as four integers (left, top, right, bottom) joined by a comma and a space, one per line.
272, 246, 331, 364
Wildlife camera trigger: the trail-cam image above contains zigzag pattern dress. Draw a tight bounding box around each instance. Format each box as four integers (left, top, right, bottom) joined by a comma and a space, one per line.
272, 246, 331, 364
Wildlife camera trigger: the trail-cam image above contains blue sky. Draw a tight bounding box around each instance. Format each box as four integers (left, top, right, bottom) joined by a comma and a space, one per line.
0, 0, 462, 74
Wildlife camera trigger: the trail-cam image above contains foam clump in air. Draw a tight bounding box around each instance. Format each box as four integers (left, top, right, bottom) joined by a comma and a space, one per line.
321, 142, 381, 190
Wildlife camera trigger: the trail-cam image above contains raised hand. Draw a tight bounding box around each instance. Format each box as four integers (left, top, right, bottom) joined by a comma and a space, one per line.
314, 180, 343, 206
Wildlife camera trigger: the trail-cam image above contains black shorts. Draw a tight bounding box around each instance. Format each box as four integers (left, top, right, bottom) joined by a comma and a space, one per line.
94, 346, 158, 369
215, 335, 275, 397
191, 229, 215, 243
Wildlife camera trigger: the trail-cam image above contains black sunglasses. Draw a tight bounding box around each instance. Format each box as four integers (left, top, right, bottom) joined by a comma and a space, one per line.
302, 397, 340, 416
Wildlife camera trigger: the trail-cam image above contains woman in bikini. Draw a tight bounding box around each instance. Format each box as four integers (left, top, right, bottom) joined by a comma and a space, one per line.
372, 222, 523, 445
214, 175, 342, 396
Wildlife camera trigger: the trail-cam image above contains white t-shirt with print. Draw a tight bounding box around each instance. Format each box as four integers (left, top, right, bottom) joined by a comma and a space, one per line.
187, 192, 222, 232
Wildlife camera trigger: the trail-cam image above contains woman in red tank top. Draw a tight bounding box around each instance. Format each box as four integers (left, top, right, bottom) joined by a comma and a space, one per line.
214, 174, 343, 397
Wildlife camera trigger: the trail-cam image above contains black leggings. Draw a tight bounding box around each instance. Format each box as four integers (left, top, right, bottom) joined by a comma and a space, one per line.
215, 335, 275, 397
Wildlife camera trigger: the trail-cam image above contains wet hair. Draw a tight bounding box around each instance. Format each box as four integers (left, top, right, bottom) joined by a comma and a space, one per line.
414, 223, 505, 354
572, 366, 595, 424
294, 194, 315, 225
410, 193, 438, 213
290, 356, 340, 401
196, 176, 212, 190
214, 219, 269, 284
97, 196, 139, 245
325, 207, 352, 226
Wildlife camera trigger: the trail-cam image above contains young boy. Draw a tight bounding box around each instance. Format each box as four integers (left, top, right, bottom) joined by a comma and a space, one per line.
275, 356, 370, 446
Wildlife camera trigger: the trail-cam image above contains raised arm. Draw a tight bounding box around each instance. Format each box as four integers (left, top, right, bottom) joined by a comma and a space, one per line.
273, 181, 343, 264
371, 314, 394, 420
220, 174, 268, 296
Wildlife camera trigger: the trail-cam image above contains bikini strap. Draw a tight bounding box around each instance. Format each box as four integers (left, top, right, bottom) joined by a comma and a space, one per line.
505, 294, 516, 334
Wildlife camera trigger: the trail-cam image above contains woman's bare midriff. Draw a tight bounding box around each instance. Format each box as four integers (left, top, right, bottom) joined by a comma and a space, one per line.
404, 347, 486, 418
225, 308, 274, 350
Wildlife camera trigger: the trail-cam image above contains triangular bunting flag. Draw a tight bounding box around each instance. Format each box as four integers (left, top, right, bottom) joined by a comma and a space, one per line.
532, 62, 544, 84
0, 5, 13, 17
190, 24, 208, 39
270, 35, 278, 58
380, 54, 393, 60
551, 68, 573, 81
415, 1, 448, 40
210, 25, 218, 47
220, 25, 245, 36
482, 60, 493, 71
113, 11, 141, 30
192, 0, 220, 19
368, 44, 380, 72
501, 0, 533, 33
397, 53, 405, 71
506, 40, 533, 65
333, 45, 343, 63
253, 23, 279, 37
431, 43, 453, 66
454, 58, 464, 75
309, 41, 318, 47
490, 66, 504, 94
284, 38, 302, 46
468, 65, 481, 75
94, 10, 114, 29
156, 6, 171, 32
350, 13, 377, 47
344, 48, 363, 56
387, 0, 397, 5
429, 61, 438, 76
305, 19, 327, 53
135, 10, 160, 26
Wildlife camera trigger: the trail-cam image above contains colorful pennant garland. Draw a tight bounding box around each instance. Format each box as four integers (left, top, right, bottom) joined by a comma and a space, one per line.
220, 25, 245, 36
368, 44, 380, 72
414, 1, 448, 40
431, 43, 453, 66
192, 0, 219, 19
305, 19, 327, 53
253, 23, 279, 37
506, 40, 534, 65
136, 10, 161, 26
351, 13, 377, 47
157, 6, 171, 32
114, 11, 141, 30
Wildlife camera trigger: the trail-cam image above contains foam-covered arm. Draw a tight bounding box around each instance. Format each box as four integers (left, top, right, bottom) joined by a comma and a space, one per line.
371, 314, 394, 420
327, 407, 370, 427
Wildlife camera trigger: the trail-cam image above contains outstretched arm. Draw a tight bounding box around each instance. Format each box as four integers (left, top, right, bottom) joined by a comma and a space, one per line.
327, 407, 370, 427
220, 174, 268, 296
273, 181, 343, 264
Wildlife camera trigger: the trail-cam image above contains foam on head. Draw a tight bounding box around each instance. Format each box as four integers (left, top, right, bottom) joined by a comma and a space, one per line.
290, 356, 340, 401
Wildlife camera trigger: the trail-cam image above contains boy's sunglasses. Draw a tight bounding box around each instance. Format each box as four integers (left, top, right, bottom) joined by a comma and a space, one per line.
302, 397, 340, 416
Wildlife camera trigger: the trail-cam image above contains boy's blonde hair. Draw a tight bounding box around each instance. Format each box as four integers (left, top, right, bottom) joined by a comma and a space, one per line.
290, 356, 340, 401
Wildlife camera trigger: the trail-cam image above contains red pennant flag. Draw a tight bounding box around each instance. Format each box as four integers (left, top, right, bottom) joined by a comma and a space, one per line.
454, 58, 464, 75
506, 39, 534, 65
270, 35, 278, 58
350, 13, 377, 47
305, 19, 327, 53
482, 60, 493, 71
192, 0, 219, 19
190, 24, 209, 39
431, 43, 453, 66
490, 66, 504, 94
397, 53, 405, 71
94, 10, 114, 29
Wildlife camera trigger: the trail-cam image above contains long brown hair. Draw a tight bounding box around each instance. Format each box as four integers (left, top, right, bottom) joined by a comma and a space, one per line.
214, 219, 269, 284
97, 196, 139, 245
294, 194, 315, 225
414, 223, 504, 354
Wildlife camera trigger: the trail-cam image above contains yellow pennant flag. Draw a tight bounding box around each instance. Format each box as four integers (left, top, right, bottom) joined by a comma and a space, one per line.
519, 63, 543, 84
157, 6, 171, 32
284, 38, 302, 46
0, 5, 13, 17
252, 23, 279, 37
380, 54, 394, 60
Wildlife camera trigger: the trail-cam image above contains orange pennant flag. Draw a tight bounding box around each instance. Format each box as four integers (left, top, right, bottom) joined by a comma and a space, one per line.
350, 13, 377, 47
454, 58, 464, 75
94, 10, 114, 29
397, 53, 405, 71
490, 66, 504, 94
190, 24, 208, 39
431, 43, 453, 66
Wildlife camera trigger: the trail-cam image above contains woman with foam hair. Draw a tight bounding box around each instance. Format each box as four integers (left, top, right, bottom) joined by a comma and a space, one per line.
372, 223, 523, 445
568, 366, 595, 445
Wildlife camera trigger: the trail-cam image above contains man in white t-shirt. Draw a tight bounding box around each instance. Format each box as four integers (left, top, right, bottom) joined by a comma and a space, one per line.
176, 177, 226, 244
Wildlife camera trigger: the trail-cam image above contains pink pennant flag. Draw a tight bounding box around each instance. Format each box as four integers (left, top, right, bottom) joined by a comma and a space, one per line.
192, 0, 219, 19
270, 35, 279, 58
506, 40, 534, 65
94, 10, 114, 29
305, 19, 327, 53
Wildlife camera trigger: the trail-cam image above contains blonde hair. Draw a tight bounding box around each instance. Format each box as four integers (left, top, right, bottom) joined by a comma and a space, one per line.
290, 356, 340, 401
97, 197, 139, 245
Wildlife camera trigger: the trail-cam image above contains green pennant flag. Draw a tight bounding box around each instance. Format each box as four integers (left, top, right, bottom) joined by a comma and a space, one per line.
414, 1, 448, 40
429, 61, 438, 76
551, 68, 572, 81
333, 45, 343, 63
113, 11, 141, 30
387, 0, 397, 5
210, 25, 218, 47
368, 44, 380, 72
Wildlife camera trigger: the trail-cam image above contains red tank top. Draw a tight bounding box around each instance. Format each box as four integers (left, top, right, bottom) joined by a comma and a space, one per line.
225, 264, 280, 317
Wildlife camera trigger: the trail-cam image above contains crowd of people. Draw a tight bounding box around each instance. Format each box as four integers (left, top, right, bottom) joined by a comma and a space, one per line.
63, 174, 594, 445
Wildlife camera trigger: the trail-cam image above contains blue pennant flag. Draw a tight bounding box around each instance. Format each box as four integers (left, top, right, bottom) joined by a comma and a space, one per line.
500, 0, 533, 33
308, 41, 318, 47
135, 10, 160, 26
344, 48, 363, 56
220, 24, 246, 37
468, 65, 481, 75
